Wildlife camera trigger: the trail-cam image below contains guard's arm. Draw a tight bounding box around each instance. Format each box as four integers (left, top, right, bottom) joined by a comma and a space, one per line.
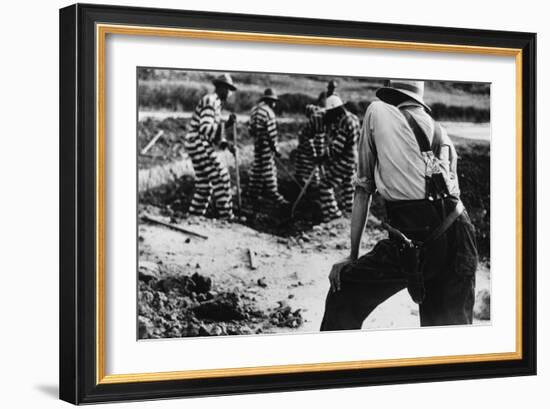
328, 109, 376, 292
349, 109, 377, 259
349, 187, 371, 260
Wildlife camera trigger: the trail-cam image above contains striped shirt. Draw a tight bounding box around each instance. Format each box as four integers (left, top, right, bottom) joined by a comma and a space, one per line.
249, 101, 278, 153
327, 110, 360, 167
186, 93, 222, 142
299, 104, 326, 157
355, 100, 460, 201
305, 104, 325, 135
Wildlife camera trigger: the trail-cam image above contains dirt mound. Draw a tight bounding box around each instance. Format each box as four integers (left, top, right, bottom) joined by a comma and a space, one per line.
269, 300, 304, 328
138, 262, 305, 339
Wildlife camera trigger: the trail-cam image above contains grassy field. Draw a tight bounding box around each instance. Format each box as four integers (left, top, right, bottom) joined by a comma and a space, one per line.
138, 69, 490, 123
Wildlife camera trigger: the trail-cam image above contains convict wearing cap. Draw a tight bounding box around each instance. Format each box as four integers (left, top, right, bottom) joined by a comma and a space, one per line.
320, 80, 479, 330
183, 73, 237, 220
247, 88, 288, 206
316, 95, 360, 222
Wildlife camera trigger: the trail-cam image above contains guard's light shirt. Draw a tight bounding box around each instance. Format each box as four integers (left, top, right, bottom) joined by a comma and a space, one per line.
355, 100, 459, 201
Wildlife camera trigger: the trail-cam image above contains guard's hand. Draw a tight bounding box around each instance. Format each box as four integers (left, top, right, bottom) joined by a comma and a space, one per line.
227, 142, 236, 155
329, 256, 355, 292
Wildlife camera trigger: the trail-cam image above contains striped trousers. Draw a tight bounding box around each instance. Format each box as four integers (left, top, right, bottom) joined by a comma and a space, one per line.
184, 136, 233, 219
248, 145, 286, 205
319, 161, 355, 222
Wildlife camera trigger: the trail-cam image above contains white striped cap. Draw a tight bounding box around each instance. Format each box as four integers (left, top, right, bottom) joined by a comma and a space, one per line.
325, 95, 344, 111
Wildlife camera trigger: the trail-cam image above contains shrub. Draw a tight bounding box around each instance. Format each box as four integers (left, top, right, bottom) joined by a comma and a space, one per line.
431, 103, 490, 123
275, 93, 317, 115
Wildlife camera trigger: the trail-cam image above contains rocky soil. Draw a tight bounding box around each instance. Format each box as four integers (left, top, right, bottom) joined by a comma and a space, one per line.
138, 208, 491, 339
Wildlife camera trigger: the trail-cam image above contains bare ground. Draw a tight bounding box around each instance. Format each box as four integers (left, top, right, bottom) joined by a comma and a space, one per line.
138, 209, 491, 339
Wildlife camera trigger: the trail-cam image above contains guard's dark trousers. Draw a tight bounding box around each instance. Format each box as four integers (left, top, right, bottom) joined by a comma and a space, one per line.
320, 198, 478, 330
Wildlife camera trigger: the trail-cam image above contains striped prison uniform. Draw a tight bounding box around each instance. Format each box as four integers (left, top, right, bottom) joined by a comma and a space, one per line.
183, 93, 233, 219
295, 104, 326, 185
319, 111, 360, 221
247, 101, 286, 204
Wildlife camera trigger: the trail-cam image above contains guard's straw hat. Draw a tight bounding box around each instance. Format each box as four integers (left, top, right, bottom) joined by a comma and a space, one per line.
325, 95, 344, 111
212, 73, 237, 91
261, 88, 279, 101
376, 80, 431, 113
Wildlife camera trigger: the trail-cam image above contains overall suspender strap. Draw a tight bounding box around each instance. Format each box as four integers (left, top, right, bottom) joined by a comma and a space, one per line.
399, 107, 451, 202
400, 107, 445, 156
423, 200, 465, 246
400, 108, 431, 152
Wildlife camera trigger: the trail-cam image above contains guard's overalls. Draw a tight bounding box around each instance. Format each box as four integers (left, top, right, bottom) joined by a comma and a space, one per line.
320, 103, 478, 329
320, 198, 478, 329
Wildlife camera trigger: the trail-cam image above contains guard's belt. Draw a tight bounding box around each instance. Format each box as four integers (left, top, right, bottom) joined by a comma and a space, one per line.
422, 200, 465, 246
385, 200, 465, 247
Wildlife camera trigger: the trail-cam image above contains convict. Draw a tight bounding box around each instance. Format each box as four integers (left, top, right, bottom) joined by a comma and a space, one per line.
247, 88, 287, 206
294, 92, 327, 186
183, 73, 237, 220
317, 95, 360, 222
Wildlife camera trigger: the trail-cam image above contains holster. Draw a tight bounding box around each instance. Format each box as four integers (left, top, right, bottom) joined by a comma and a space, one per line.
385, 222, 427, 305
385, 197, 463, 305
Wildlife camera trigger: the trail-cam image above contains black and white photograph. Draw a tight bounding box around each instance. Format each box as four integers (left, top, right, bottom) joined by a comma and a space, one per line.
1, 0, 543, 406
136, 68, 490, 339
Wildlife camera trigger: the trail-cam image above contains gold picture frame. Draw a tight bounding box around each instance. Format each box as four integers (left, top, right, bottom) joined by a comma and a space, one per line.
60, 3, 536, 404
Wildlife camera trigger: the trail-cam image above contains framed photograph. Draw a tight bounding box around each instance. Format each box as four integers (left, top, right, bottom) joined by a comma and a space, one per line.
59, 3, 536, 404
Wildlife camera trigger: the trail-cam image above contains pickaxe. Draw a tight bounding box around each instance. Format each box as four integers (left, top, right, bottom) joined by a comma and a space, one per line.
274, 155, 303, 190
290, 142, 324, 219
290, 166, 318, 219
